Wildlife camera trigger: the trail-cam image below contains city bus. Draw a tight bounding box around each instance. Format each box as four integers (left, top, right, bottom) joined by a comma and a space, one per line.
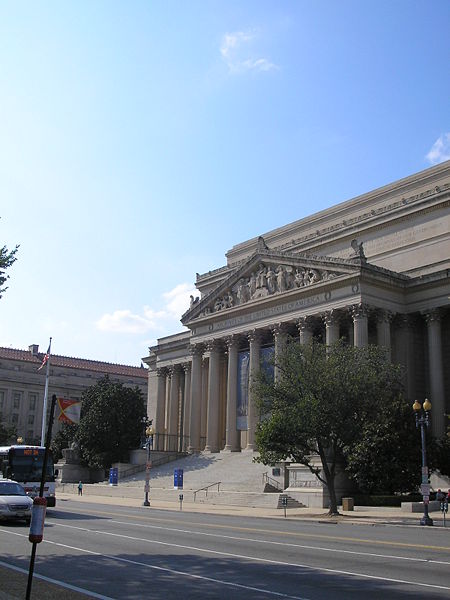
0, 445, 56, 506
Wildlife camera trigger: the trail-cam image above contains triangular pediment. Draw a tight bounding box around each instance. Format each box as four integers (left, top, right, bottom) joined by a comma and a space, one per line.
182, 243, 361, 324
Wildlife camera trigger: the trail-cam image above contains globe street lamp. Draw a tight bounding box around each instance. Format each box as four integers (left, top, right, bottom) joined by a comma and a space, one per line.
143, 423, 154, 507
413, 399, 433, 526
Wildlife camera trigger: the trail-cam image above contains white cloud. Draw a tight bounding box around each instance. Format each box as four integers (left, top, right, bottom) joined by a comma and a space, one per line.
96, 309, 158, 334
96, 282, 198, 336
426, 133, 450, 165
220, 30, 277, 73
163, 283, 197, 318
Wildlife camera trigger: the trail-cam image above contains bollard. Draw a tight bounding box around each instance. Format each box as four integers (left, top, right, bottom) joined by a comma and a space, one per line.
179, 493, 184, 511
441, 500, 448, 527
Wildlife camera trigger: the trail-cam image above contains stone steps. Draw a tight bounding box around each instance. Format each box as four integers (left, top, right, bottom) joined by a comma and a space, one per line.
277, 493, 305, 509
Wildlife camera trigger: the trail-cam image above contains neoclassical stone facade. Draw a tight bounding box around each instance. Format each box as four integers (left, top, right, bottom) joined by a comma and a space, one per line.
143, 161, 450, 457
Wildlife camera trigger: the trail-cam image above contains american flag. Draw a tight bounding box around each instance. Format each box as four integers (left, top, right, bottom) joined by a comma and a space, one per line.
37, 343, 51, 371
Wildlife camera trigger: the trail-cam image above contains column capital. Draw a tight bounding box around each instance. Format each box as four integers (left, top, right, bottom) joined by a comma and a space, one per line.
205, 338, 223, 354
423, 308, 441, 324
297, 315, 314, 333
375, 309, 393, 324
271, 322, 288, 337
394, 313, 416, 329
322, 309, 340, 327
189, 343, 204, 357
224, 334, 241, 351
182, 362, 191, 373
168, 364, 182, 377
248, 329, 263, 344
156, 367, 167, 378
350, 303, 370, 320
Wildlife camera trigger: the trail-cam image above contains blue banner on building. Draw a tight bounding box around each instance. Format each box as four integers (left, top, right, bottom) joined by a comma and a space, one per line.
261, 346, 275, 382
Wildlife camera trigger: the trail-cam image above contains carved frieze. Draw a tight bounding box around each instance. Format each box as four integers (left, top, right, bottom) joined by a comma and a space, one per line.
199, 262, 338, 316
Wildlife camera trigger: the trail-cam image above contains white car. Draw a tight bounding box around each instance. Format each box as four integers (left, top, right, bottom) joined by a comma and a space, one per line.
0, 479, 33, 524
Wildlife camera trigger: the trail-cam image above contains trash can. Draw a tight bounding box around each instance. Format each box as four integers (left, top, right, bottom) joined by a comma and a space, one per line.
342, 497, 354, 511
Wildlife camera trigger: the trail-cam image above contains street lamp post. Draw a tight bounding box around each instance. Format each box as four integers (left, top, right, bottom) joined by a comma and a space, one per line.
413, 399, 433, 526
143, 422, 154, 507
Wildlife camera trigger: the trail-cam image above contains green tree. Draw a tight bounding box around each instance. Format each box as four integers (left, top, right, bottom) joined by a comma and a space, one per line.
51, 423, 78, 462
434, 415, 450, 478
0, 242, 19, 298
343, 394, 422, 494
0, 420, 16, 445
76, 376, 146, 469
253, 340, 407, 515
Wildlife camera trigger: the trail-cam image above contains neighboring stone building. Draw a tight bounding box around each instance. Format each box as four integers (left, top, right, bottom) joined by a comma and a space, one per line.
0, 344, 148, 444
143, 161, 450, 469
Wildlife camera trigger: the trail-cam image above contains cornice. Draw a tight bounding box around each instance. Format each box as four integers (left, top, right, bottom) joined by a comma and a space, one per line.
225, 184, 449, 267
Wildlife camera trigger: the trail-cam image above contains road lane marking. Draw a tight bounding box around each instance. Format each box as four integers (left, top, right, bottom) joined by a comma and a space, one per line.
10, 523, 449, 593
101, 520, 448, 566
0, 528, 309, 600
0, 557, 114, 599
51, 506, 450, 552
50, 520, 450, 567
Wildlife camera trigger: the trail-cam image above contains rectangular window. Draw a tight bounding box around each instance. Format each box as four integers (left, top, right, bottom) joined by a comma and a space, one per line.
11, 414, 18, 424
29, 393, 37, 410
27, 431, 34, 441
28, 414, 34, 425
13, 392, 22, 409
0, 390, 4, 409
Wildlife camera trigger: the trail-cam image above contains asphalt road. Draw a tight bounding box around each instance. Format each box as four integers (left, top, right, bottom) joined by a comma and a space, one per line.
0, 499, 449, 599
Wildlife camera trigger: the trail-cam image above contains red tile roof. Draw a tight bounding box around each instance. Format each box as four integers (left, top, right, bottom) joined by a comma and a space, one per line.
0, 346, 148, 379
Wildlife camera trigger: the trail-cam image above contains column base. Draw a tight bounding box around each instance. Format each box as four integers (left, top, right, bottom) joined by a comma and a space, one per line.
221, 446, 240, 453
242, 445, 256, 452
203, 446, 220, 454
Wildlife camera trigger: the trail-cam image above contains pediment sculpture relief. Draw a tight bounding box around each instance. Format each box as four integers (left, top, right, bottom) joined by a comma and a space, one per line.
203, 263, 338, 314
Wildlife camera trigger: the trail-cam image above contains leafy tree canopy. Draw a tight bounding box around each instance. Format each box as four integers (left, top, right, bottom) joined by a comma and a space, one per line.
0, 419, 17, 445
0, 243, 19, 299
76, 376, 146, 469
253, 339, 416, 514
51, 422, 78, 462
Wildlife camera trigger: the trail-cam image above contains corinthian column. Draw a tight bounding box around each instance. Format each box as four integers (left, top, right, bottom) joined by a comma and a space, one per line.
272, 323, 288, 382
154, 368, 166, 451
376, 310, 392, 360
424, 309, 445, 438
245, 330, 261, 451
204, 340, 221, 453
351, 304, 369, 347
323, 310, 340, 347
395, 314, 415, 400
182, 363, 191, 443
188, 345, 203, 453
297, 316, 314, 345
223, 336, 239, 452
167, 366, 180, 452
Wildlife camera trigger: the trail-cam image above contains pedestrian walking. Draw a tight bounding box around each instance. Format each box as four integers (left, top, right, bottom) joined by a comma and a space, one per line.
78, 481, 83, 496
436, 489, 445, 502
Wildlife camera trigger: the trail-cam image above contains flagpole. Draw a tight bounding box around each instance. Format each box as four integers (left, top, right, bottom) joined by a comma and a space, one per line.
40, 337, 52, 446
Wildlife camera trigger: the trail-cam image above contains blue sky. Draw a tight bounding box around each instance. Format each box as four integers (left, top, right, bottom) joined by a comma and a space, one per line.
1, 1, 449, 366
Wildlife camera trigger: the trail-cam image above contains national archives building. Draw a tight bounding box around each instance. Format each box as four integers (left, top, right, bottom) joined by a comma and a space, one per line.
143, 161, 450, 458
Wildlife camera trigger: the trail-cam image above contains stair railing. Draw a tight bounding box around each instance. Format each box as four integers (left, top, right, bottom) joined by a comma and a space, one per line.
262, 472, 283, 491
193, 481, 221, 502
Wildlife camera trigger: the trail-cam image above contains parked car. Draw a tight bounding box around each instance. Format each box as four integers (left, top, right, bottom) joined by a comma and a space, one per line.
0, 479, 33, 524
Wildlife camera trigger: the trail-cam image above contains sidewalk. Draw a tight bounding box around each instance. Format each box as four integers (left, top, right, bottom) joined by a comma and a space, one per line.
57, 491, 450, 528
